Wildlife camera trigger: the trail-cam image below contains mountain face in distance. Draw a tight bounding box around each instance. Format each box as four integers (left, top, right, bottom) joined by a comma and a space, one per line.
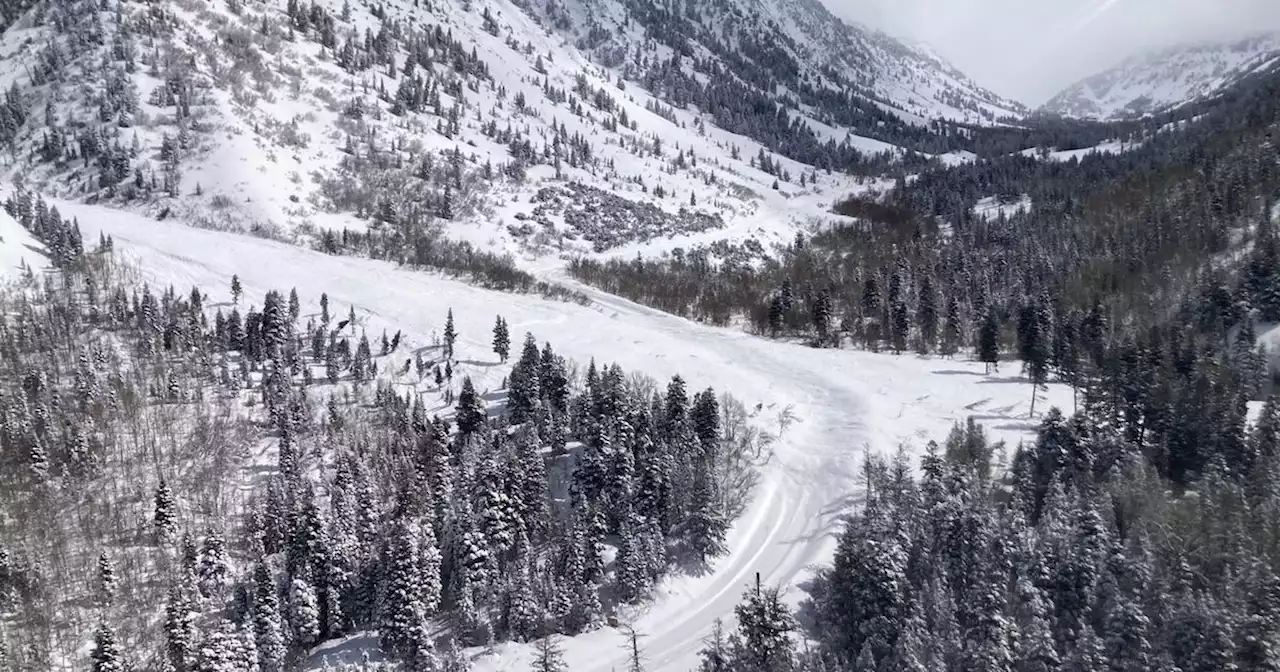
1041, 31, 1280, 120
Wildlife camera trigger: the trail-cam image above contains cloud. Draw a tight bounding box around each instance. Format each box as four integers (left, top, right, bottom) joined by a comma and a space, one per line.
821, 0, 1280, 105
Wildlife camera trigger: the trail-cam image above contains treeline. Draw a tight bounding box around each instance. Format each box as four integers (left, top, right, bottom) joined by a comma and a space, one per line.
313, 218, 588, 303
0, 192, 764, 669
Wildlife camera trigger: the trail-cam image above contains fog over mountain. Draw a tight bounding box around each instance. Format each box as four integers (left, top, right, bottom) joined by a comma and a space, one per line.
822, 0, 1280, 104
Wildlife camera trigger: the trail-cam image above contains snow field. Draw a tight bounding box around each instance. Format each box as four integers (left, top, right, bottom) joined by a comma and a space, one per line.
0, 207, 42, 278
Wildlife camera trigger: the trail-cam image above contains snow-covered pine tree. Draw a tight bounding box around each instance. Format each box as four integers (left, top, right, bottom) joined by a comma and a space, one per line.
164, 580, 197, 672
492, 316, 510, 363
439, 637, 470, 672
615, 515, 650, 603
197, 530, 231, 600
697, 619, 731, 672
194, 619, 240, 672
380, 519, 435, 665
507, 333, 542, 424
681, 462, 727, 563
444, 308, 457, 361
96, 552, 116, 608
154, 478, 177, 543
455, 377, 485, 434
252, 562, 287, 672
90, 620, 125, 672
287, 578, 321, 650
730, 577, 798, 672
979, 309, 1001, 373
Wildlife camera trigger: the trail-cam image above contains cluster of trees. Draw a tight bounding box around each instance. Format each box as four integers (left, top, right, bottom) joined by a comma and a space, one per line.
313, 217, 587, 302
810, 384, 1280, 670
699, 291, 1279, 670
569, 63, 1280, 396
8, 0, 206, 199
0, 201, 766, 669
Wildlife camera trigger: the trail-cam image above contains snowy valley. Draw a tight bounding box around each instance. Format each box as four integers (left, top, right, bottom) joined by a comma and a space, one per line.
1, 0, 1279, 670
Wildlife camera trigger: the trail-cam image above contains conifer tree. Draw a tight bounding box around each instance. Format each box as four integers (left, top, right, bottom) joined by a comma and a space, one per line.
698, 620, 732, 672
682, 467, 727, 563
96, 552, 117, 608
493, 316, 510, 363
456, 377, 486, 434
380, 520, 435, 665
164, 580, 197, 672
287, 578, 321, 649
507, 333, 542, 424
730, 577, 797, 672
811, 289, 832, 346
941, 293, 962, 357
197, 530, 231, 600
90, 620, 125, 672
154, 478, 177, 543
194, 620, 240, 672
979, 309, 1001, 373
917, 276, 938, 354
444, 308, 457, 361
252, 563, 287, 672
615, 517, 650, 603
231, 275, 242, 304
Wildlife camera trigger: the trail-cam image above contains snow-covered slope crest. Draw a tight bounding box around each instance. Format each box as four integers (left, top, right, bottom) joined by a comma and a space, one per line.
1042, 32, 1280, 120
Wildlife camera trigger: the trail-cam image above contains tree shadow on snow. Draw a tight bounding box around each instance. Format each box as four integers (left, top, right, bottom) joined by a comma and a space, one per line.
793, 574, 829, 640
302, 632, 386, 668
978, 375, 1031, 385
457, 358, 501, 368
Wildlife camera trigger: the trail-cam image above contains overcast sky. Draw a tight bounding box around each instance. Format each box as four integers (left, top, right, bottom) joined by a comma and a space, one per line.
820, 0, 1280, 105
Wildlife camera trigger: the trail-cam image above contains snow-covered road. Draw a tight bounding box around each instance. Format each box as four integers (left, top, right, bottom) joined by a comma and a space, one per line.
59, 200, 1069, 671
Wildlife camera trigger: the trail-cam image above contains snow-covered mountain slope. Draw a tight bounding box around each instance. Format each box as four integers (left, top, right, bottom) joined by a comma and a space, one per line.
0, 0, 937, 261
540, 0, 1024, 128
1042, 32, 1280, 120
53, 195, 1070, 672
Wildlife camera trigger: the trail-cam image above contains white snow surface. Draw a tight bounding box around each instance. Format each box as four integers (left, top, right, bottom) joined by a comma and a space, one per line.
973, 195, 1031, 221
1017, 140, 1140, 163
0, 208, 42, 278
53, 197, 1072, 671
1042, 32, 1280, 120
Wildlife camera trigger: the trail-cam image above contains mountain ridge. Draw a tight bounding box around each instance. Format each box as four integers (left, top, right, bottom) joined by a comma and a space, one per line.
1041, 30, 1280, 120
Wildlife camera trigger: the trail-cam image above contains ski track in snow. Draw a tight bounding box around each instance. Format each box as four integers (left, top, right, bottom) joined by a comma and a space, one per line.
54, 198, 1069, 671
